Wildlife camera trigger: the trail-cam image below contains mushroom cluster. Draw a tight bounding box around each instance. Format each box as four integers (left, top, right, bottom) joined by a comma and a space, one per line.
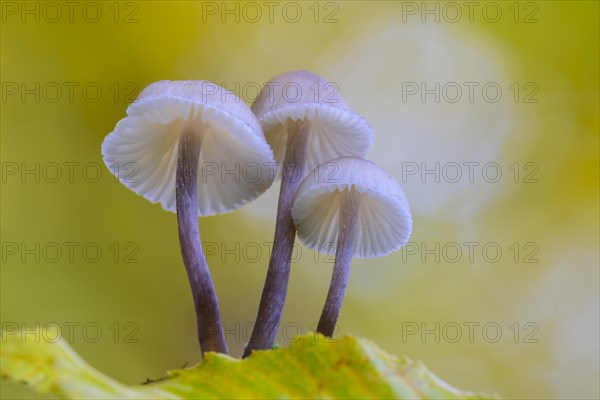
102, 71, 412, 358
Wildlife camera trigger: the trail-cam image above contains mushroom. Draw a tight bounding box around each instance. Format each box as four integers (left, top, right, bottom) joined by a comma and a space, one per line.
292, 157, 412, 337
244, 71, 373, 356
102, 80, 275, 354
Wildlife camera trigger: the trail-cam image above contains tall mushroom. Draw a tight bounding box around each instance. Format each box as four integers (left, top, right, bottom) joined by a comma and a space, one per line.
102, 80, 275, 354
244, 71, 373, 356
292, 157, 412, 337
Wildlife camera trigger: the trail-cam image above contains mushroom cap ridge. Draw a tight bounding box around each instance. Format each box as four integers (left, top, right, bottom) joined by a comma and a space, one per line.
292, 157, 412, 259
252, 71, 373, 176
102, 80, 275, 216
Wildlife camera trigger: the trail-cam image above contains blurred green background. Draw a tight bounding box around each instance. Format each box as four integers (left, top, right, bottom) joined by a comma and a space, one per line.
1, 1, 598, 399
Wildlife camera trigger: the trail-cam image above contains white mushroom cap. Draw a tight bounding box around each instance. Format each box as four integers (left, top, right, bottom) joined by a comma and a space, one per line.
292, 157, 412, 258
102, 80, 275, 216
251, 70, 373, 175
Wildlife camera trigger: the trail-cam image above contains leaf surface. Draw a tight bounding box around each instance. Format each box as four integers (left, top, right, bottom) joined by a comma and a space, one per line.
1, 327, 498, 399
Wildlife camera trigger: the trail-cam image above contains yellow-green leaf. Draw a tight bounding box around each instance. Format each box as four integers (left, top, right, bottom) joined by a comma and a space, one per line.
1, 327, 498, 399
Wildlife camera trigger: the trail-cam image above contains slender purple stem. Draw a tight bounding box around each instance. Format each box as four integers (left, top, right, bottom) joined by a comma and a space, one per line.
176, 126, 228, 355
243, 120, 309, 357
317, 189, 361, 337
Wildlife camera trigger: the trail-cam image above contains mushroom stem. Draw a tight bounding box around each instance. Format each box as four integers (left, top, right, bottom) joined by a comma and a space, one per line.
176, 125, 228, 355
317, 188, 361, 337
244, 119, 309, 357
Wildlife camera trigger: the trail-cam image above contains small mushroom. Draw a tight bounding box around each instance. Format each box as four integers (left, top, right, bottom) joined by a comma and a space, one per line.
244, 71, 373, 356
102, 80, 275, 354
292, 157, 412, 337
